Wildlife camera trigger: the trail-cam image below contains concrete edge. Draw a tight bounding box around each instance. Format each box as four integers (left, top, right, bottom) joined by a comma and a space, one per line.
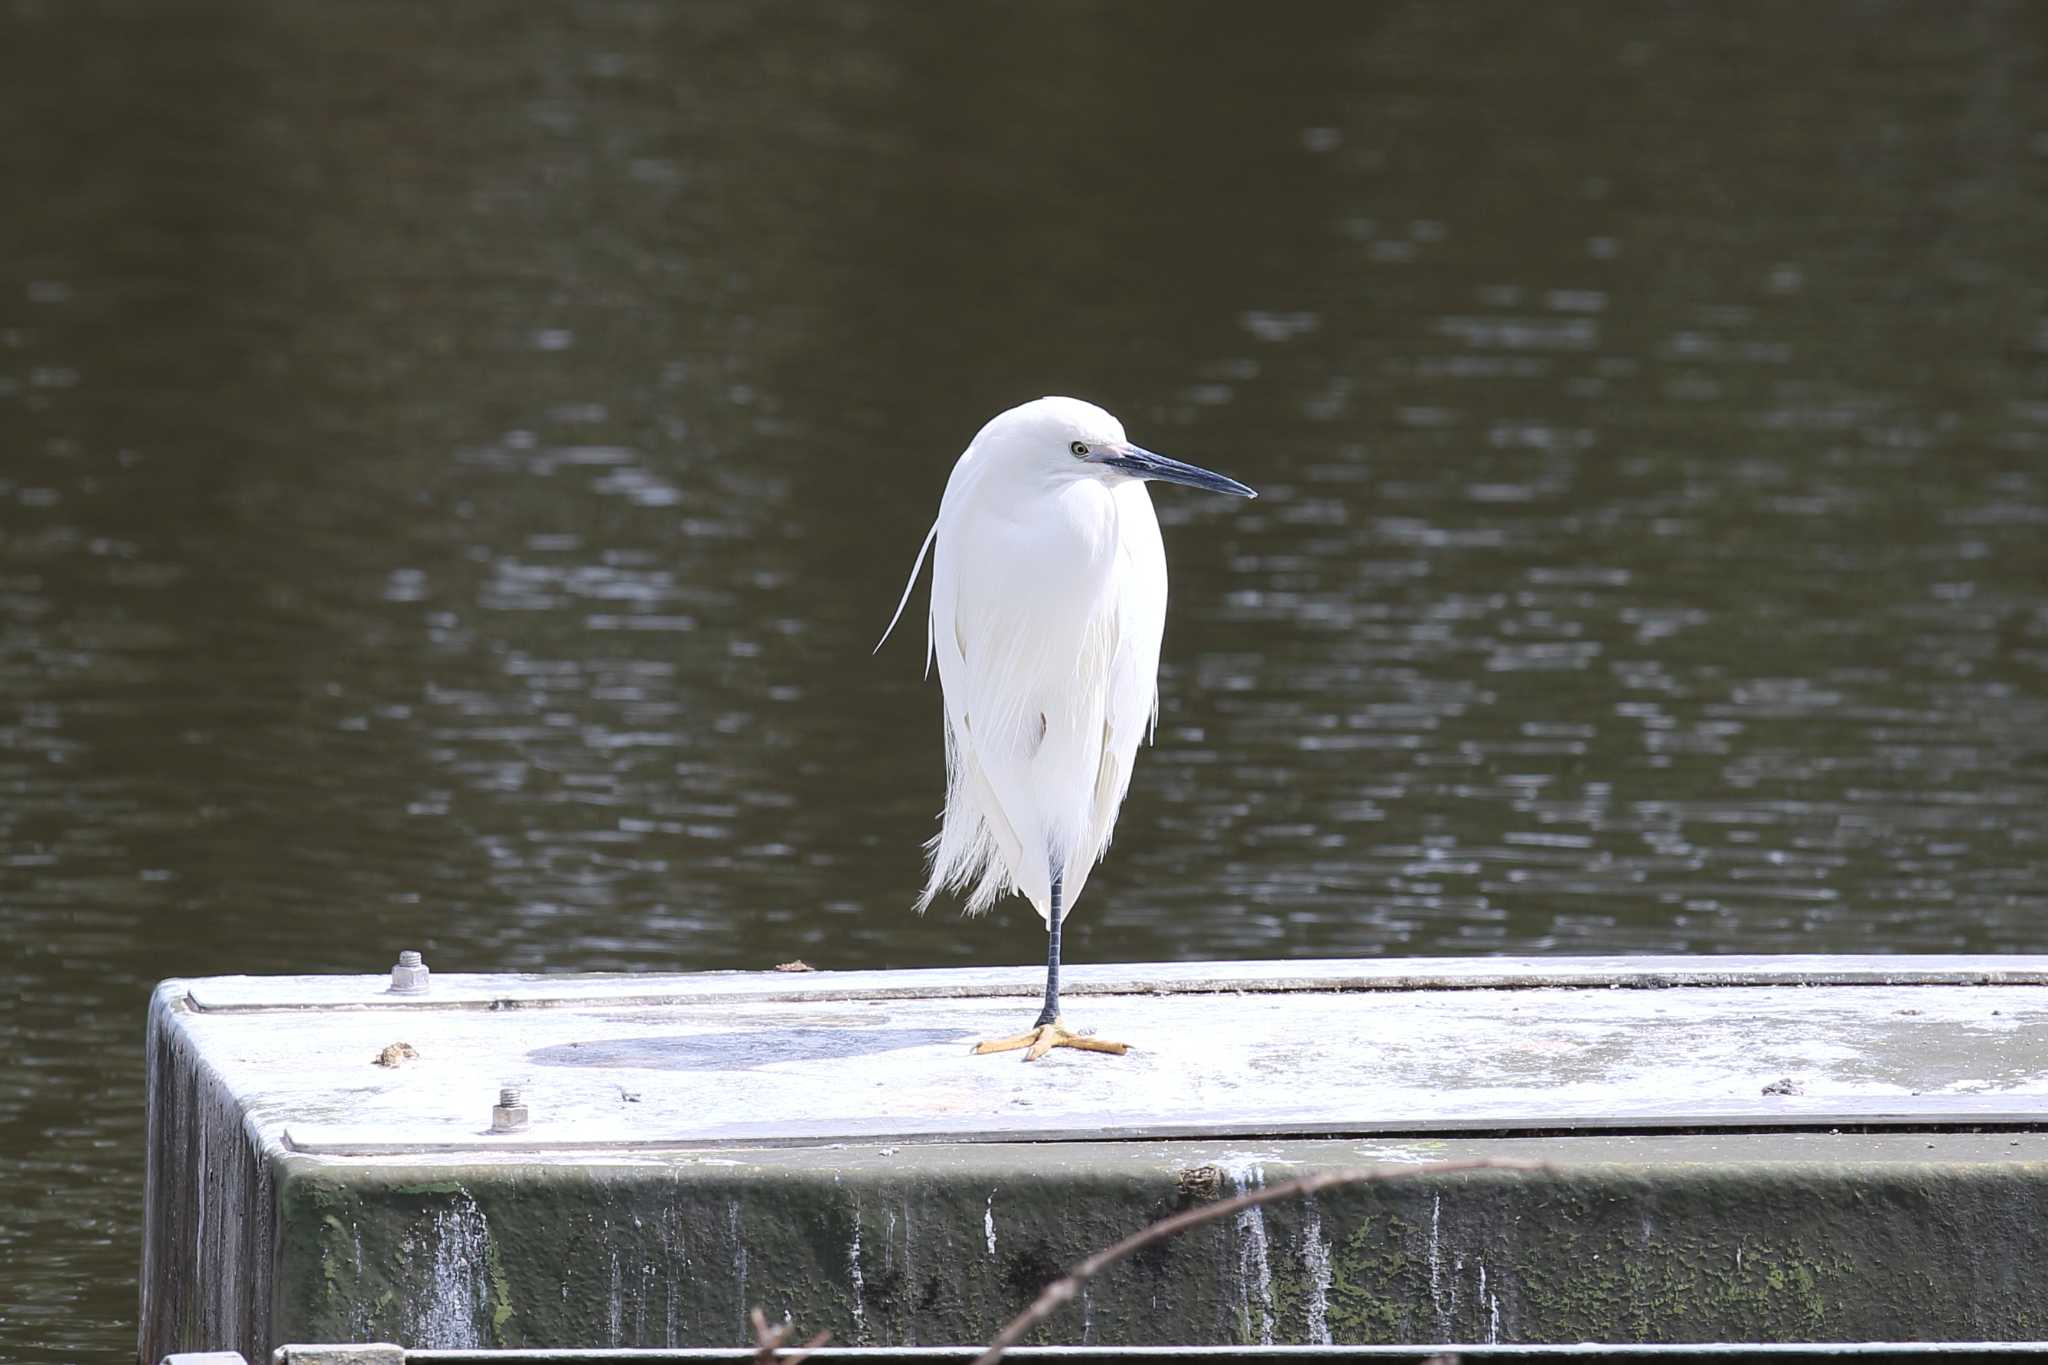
176, 956, 2048, 1016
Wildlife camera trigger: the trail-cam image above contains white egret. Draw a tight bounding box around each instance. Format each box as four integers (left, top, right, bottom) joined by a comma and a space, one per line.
879, 396, 1256, 1060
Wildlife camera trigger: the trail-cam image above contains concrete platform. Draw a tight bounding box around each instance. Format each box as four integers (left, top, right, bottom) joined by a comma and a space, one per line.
140, 957, 2048, 1362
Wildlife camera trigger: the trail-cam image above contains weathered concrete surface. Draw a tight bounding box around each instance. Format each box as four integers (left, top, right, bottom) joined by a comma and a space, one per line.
168, 958, 2048, 1148
139, 958, 2048, 1361
262, 1135, 2048, 1353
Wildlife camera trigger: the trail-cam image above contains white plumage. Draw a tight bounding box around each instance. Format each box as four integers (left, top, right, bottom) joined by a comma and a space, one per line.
928, 424, 1164, 921
880, 397, 1254, 1059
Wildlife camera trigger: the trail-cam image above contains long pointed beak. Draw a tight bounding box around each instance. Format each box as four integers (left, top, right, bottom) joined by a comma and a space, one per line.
1097, 443, 1257, 498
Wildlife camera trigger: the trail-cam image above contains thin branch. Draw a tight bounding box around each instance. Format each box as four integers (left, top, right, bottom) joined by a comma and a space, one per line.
973, 1157, 1544, 1365
750, 1305, 830, 1365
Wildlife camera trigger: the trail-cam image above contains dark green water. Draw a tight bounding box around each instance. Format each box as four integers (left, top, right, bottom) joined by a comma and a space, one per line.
3, 2, 2047, 1358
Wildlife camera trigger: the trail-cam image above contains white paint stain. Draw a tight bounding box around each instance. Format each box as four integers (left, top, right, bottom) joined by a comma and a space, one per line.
849, 1207, 865, 1333
1228, 1162, 1276, 1346
1475, 1260, 1503, 1345
412, 1193, 492, 1349
632, 1242, 650, 1345
1300, 1207, 1334, 1345
728, 1200, 748, 1341
340, 1217, 377, 1343
607, 1247, 624, 1345
1427, 1193, 1446, 1337
1425, 1203, 1458, 1342
985, 1192, 998, 1257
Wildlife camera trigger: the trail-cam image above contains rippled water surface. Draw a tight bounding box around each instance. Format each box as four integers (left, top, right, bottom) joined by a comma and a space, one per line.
4, 2, 2048, 1358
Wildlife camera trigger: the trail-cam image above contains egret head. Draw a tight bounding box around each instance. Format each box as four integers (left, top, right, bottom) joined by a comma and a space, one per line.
977, 396, 1257, 500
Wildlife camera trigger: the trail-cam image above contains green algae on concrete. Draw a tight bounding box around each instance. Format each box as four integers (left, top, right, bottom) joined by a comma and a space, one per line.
266, 1140, 2048, 1352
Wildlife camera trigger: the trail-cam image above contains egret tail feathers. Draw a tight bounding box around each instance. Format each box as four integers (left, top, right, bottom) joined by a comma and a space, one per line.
917, 711, 1028, 917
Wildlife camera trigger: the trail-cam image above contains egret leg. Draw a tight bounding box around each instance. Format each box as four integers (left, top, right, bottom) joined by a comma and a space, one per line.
1035, 869, 1064, 1027
972, 868, 1129, 1061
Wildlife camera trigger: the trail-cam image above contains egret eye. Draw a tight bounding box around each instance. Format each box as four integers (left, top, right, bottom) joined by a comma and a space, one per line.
1070, 441, 1091, 458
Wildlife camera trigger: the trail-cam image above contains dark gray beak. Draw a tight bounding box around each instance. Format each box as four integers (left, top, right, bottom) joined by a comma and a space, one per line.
1098, 443, 1257, 498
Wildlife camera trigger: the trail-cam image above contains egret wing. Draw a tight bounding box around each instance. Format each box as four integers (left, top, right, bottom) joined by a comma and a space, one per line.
921, 495, 1035, 917
1062, 484, 1167, 908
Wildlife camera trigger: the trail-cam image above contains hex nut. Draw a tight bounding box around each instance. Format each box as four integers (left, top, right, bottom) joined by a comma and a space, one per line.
491, 1087, 529, 1132
387, 950, 429, 994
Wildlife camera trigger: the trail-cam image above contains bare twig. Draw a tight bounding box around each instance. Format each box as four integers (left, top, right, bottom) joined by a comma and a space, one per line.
750, 1305, 830, 1365
973, 1157, 1544, 1365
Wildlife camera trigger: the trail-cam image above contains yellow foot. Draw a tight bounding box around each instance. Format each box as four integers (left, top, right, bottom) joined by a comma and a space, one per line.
971, 1018, 1129, 1062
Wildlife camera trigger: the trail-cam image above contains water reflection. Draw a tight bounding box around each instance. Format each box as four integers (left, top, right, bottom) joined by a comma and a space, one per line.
4, 0, 2048, 1357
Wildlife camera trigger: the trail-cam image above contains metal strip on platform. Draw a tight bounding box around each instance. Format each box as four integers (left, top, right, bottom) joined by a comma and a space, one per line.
183, 955, 2048, 1014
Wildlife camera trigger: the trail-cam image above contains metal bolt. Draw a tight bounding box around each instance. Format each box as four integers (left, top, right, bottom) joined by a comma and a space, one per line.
388, 950, 429, 994
492, 1087, 529, 1133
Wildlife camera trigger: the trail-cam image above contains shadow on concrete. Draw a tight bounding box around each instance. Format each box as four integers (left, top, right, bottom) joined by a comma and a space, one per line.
528, 1027, 977, 1070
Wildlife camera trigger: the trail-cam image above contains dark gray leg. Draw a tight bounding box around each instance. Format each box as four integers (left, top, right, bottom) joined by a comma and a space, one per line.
1034, 866, 1063, 1028
971, 862, 1124, 1058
